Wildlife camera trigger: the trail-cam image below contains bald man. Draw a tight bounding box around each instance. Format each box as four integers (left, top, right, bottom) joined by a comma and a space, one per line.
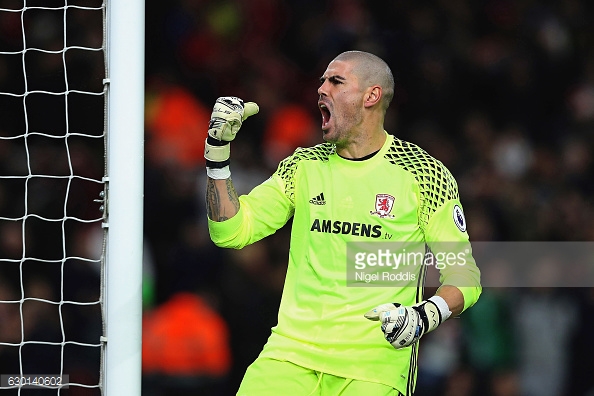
205, 51, 481, 396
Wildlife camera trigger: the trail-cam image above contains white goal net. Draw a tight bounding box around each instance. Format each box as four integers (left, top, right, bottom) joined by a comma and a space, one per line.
0, 0, 144, 395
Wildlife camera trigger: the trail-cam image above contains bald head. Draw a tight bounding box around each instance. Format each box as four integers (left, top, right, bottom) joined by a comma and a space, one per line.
333, 51, 395, 111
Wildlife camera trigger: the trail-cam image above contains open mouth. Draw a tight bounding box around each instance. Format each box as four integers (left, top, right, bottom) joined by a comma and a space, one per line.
319, 102, 331, 130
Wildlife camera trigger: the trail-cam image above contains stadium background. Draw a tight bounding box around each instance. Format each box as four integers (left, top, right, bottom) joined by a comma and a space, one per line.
142, 1, 594, 395
0, 0, 593, 395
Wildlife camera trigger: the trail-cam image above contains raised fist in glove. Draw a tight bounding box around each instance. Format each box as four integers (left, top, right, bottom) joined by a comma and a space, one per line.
364, 296, 451, 349
208, 96, 259, 142
205, 97, 259, 168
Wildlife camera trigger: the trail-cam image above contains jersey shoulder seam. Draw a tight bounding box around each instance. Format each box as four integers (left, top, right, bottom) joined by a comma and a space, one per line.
275, 143, 335, 202
383, 137, 459, 231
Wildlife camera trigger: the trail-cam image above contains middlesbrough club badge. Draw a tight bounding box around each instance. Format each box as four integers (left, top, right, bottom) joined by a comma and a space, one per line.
370, 194, 395, 219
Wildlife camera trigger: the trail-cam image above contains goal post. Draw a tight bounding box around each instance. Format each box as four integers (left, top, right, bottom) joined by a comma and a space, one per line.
103, 0, 145, 395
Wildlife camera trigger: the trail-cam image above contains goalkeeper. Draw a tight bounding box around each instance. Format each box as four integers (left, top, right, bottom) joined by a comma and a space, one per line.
204, 51, 481, 396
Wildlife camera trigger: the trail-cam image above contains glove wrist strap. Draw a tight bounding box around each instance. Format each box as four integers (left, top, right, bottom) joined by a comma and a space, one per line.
419, 300, 442, 334
206, 159, 231, 168
207, 135, 229, 146
428, 295, 452, 324
428, 295, 452, 321
205, 138, 230, 164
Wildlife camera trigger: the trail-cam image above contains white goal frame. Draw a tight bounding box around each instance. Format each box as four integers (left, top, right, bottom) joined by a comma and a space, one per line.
103, 0, 144, 395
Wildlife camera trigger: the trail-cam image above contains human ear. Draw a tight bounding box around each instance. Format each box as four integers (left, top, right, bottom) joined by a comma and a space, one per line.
364, 86, 382, 108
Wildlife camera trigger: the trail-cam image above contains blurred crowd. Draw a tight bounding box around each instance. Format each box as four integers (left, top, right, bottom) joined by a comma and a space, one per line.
1, 0, 594, 395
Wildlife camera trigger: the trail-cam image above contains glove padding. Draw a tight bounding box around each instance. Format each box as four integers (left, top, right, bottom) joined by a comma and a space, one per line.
364, 300, 443, 349
208, 96, 259, 142
205, 97, 259, 167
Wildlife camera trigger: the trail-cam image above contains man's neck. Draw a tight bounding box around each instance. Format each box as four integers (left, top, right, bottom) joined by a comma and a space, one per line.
336, 129, 386, 159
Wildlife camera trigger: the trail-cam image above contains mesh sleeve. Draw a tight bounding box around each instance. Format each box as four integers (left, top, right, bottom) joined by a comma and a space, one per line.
274, 143, 335, 203
384, 138, 458, 233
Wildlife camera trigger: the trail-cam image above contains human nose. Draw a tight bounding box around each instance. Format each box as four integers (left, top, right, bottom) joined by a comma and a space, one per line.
317, 81, 327, 96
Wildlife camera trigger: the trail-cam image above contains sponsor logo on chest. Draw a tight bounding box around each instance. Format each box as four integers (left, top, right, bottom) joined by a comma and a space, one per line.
308, 192, 402, 238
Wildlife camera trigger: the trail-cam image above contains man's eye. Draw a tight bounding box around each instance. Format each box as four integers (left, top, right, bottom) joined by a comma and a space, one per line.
329, 77, 342, 85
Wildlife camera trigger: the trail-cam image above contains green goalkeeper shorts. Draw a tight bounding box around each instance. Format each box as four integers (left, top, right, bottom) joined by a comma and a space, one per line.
236, 357, 402, 396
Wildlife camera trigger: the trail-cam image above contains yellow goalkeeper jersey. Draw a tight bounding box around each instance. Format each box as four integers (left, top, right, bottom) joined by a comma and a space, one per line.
208, 132, 481, 395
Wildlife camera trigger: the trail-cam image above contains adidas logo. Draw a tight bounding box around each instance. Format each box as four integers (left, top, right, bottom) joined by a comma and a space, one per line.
309, 192, 326, 205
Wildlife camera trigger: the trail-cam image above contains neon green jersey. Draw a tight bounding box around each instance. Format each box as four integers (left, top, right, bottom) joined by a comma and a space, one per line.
209, 133, 481, 395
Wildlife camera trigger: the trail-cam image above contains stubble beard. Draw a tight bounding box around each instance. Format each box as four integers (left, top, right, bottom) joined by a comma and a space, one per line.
323, 109, 363, 148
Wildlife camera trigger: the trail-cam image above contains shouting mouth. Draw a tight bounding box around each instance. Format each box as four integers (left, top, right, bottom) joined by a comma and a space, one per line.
319, 101, 331, 131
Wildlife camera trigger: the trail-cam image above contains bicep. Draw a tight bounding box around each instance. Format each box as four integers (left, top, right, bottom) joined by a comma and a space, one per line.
231, 176, 294, 246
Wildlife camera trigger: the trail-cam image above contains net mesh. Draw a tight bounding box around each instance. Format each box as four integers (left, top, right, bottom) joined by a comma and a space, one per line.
0, 0, 106, 394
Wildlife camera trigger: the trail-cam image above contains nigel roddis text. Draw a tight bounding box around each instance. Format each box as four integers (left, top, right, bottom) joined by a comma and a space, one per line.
310, 218, 382, 238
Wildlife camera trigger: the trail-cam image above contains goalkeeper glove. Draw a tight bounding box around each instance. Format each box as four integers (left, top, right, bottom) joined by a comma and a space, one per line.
364, 296, 451, 349
204, 96, 259, 176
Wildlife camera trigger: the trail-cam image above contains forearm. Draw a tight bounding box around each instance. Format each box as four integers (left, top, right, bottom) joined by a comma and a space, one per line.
435, 285, 465, 317
206, 177, 240, 222
203, 96, 259, 222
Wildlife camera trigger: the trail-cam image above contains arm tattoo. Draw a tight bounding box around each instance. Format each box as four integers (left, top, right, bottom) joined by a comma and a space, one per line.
206, 178, 219, 220
225, 178, 240, 212
206, 177, 239, 221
